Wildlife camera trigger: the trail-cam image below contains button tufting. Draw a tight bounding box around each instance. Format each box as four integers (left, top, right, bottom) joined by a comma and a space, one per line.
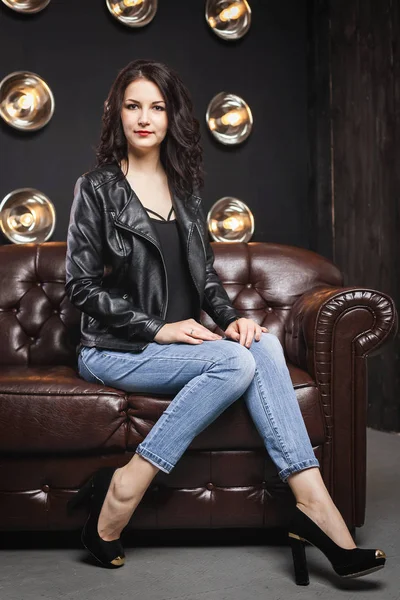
53, 309, 58, 314
206, 482, 214, 490
37, 282, 41, 287
266, 307, 272, 312
13, 308, 17, 313
30, 336, 35, 341
246, 283, 252, 288
42, 484, 50, 492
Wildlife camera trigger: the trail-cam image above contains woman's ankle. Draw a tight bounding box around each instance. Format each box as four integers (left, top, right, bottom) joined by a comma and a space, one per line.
296, 500, 356, 549
296, 495, 330, 512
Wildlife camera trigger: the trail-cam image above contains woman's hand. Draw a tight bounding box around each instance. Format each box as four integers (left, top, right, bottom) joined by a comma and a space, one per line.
154, 318, 223, 345
224, 318, 269, 348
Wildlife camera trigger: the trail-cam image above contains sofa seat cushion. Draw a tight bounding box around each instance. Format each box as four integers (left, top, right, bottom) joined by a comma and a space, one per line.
0, 365, 127, 453
0, 362, 325, 455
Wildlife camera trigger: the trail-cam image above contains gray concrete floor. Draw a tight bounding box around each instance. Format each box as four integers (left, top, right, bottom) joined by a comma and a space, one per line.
0, 428, 399, 600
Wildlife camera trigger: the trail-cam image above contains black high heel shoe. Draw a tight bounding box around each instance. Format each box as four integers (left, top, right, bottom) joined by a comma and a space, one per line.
67, 466, 125, 568
288, 506, 386, 585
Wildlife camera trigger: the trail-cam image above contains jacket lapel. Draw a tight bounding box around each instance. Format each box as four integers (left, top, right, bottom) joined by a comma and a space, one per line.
114, 177, 199, 256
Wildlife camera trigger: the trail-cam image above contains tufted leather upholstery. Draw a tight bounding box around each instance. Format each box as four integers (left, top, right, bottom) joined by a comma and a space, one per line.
0, 241, 397, 532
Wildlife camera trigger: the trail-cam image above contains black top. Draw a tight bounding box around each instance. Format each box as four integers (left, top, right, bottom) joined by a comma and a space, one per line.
144, 205, 199, 324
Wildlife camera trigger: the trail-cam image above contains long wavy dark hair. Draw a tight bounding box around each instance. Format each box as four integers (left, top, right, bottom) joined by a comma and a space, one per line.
94, 59, 204, 199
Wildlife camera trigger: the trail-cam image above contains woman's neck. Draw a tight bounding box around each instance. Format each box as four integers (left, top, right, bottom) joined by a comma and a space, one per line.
122, 149, 164, 178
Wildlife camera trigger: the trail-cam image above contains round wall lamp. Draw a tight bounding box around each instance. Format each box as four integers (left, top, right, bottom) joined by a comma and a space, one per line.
0, 71, 55, 131
0, 188, 56, 244
1, 0, 50, 13
106, 0, 157, 27
207, 197, 254, 242
206, 92, 253, 145
205, 0, 251, 41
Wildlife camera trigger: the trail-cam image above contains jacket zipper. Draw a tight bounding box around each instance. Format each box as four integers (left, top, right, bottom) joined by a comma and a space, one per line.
114, 222, 169, 322
110, 212, 125, 254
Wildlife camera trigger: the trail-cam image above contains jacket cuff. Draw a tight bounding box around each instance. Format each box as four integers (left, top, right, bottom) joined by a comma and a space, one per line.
142, 317, 167, 342
221, 314, 240, 331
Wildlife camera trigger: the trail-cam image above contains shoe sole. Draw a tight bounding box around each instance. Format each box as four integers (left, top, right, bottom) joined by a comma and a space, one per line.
300, 537, 385, 579
340, 565, 384, 578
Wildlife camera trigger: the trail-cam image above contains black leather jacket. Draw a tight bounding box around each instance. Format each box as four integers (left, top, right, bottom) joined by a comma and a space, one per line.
65, 163, 239, 354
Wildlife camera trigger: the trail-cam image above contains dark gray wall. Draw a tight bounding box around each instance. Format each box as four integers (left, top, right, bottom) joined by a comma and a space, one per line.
307, 0, 400, 432
0, 0, 308, 246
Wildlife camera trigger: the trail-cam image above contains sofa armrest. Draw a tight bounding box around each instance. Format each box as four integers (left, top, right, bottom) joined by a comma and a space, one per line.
285, 285, 397, 527
286, 286, 397, 375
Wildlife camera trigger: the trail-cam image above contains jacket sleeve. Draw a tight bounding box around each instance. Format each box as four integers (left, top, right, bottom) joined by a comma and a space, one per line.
197, 198, 240, 331
65, 175, 166, 342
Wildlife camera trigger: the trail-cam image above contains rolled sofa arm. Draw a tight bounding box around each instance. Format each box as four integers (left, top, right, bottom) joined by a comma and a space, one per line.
286, 286, 397, 376
285, 285, 397, 527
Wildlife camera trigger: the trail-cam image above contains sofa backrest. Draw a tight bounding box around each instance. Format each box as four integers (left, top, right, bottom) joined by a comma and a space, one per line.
0, 241, 342, 366
208, 241, 343, 347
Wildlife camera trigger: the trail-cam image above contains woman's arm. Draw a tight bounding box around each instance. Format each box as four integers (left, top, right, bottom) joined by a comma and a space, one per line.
65, 175, 166, 342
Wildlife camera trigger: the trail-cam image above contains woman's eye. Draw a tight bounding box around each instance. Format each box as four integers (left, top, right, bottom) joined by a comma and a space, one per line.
126, 104, 164, 111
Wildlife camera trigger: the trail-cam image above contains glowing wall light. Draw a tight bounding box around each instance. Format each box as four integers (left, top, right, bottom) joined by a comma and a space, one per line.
0, 71, 55, 131
0, 189, 56, 244
206, 0, 251, 40
206, 92, 253, 145
207, 197, 254, 242
1, 0, 50, 13
106, 0, 157, 27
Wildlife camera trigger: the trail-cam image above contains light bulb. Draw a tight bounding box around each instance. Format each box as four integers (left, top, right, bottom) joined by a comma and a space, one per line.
223, 216, 244, 232
18, 92, 34, 110
220, 108, 247, 127
219, 2, 247, 23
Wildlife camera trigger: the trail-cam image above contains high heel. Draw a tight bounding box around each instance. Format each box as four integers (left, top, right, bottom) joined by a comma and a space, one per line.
288, 506, 386, 585
289, 534, 309, 585
67, 466, 126, 568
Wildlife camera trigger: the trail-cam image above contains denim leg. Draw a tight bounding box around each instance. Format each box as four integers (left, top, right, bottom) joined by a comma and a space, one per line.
135, 342, 256, 473
243, 333, 320, 482
78, 341, 256, 474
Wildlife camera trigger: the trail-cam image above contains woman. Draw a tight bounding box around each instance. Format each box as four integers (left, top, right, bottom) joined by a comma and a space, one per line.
65, 59, 386, 584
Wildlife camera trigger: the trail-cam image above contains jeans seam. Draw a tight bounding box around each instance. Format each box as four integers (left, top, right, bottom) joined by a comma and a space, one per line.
79, 354, 105, 385
139, 377, 206, 448
100, 352, 216, 365
254, 367, 292, 466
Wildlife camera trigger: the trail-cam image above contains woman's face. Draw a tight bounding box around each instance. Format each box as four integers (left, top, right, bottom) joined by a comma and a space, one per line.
120, 78, 168, 153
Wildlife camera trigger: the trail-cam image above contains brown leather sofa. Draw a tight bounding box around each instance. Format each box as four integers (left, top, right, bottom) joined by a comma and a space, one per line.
0, 241, 397, 533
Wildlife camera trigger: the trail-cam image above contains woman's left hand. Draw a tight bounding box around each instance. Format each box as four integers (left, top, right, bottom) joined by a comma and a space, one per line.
224, 318, 269, 348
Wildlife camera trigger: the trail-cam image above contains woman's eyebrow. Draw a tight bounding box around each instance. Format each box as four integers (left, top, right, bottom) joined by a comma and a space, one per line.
125, 99, 165, 104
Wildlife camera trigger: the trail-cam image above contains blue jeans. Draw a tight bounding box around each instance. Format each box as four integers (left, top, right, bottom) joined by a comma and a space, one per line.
77, 333, 320, 482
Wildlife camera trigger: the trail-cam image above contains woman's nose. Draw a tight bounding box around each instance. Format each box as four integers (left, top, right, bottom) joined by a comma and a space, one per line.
138, 112, 150, 125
